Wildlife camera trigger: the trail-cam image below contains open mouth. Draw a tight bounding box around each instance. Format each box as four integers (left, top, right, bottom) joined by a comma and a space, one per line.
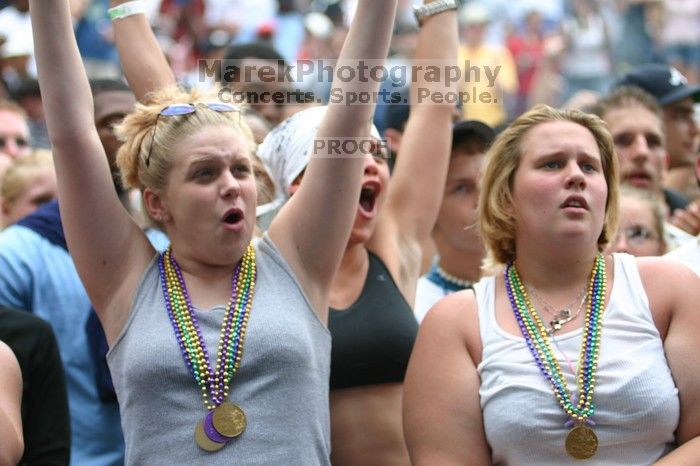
359, 182, 380, 214
561, 195, 588, 210
222, 209, 243, 225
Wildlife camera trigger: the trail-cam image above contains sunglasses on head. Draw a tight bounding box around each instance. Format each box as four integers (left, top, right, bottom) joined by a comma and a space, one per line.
0, 135, 29, 149
145, 102, 241, 167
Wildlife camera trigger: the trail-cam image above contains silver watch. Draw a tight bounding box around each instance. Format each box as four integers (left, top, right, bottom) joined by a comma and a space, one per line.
413, 0, 458, 26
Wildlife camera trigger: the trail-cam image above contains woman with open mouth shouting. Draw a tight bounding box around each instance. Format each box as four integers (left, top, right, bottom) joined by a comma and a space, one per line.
29, 0, 398, 463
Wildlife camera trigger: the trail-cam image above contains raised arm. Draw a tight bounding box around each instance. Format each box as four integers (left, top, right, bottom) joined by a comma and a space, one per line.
0, 341, 23, 466
403, 292, 491, 465
370, 0, 459, 293
30, 0, 153, 337
108, 0, 176, 101
267, 0, 398, 317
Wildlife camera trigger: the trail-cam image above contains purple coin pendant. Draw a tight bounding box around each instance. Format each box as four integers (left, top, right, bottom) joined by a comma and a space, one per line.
194, 420, 225, 452
204, 410, 233, 444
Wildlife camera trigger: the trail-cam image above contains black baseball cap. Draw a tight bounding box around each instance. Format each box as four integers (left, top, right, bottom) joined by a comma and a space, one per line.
452, 120, 495, 148
383, 87, 411, 132
615, 64, 700, 105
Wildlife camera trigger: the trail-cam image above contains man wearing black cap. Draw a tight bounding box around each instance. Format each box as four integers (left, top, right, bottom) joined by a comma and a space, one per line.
616, 64, 700, 201
414, 119, 494, 321
382, 86, 461, 171
593, 85, 696, 249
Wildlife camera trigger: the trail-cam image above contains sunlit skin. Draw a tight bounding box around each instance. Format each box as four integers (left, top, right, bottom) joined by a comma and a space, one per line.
607, 195, 665, 257
512, 121, 608, 254
346, 154, 391, 246
288, 142, 391, 247
403, 119, 700, 466
145, 125, 257, 274
603, 104, 667, 194
1, 168, 57, 227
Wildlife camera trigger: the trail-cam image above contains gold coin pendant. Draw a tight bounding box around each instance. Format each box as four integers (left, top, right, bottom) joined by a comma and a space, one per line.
212, 402, 247, 438
565, 425, 598, 459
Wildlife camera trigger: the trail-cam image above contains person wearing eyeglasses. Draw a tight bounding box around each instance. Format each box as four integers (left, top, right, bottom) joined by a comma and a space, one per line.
29, 0, 398, 464
0, 99, 32, 179
606, 186, 667, 257
592, 86, 696, 252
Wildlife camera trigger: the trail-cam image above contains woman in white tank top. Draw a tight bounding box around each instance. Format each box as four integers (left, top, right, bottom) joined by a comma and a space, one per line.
403, 105, 700, 464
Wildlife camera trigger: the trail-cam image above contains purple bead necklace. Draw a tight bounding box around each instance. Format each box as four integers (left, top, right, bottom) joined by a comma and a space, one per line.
158, 244, 256, 451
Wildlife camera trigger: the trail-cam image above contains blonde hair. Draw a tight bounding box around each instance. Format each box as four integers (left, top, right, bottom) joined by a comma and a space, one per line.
478, 104, 620, 268
114, 86, 257, 193
618, 185, 667, 254
0, 99, 27, 120
1, 149, 54, 203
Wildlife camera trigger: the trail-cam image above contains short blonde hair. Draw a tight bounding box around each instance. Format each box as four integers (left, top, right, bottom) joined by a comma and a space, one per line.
1, 149, 53, 203
114, 86, 256, 194
478, 104, 620, 267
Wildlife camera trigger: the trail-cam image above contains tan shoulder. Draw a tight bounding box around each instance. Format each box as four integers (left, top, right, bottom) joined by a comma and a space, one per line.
636, 255, 699, 292
635, 256, 700, 337
422, 288, 483, 363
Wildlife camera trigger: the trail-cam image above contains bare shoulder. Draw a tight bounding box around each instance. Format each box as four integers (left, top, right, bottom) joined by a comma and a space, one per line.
0, 340, 21, 383
421, 288, 483, 361
636, 256, 700, 300
423, 289, 476, 327
0, 341, 17, 367
635, 256, 700, 338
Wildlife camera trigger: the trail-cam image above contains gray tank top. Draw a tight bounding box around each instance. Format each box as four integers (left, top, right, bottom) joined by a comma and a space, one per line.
107, 235, 331, 465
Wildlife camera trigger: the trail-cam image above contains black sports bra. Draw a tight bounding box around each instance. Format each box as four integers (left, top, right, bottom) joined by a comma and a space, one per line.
328, 252, 418, 390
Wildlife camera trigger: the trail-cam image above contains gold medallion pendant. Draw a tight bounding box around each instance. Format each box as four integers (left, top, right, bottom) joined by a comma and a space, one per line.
565, 425, 598, 459
194, 420, 225, 452
212, 402, 247, 438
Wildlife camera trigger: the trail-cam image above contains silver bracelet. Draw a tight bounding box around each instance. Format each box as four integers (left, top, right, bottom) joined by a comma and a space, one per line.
413, 0, 458, 26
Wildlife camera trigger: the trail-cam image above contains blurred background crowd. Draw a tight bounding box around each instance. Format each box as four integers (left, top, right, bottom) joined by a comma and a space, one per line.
2, 0, 700, 127
2, 1, 700, 464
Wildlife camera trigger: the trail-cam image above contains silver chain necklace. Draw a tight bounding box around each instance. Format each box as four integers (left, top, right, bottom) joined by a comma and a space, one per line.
526, 284, 588, 334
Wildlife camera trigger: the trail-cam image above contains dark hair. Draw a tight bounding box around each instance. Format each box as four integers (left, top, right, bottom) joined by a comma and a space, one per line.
218, 42, 287, 83
591, 85, 662, 121
383, 87, 411, 132
88, 78, 131, 97
13, 78, 41, 100
452, 136, 490, 158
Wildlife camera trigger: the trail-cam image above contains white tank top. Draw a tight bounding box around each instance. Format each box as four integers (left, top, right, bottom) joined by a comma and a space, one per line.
474, 253, 679, 465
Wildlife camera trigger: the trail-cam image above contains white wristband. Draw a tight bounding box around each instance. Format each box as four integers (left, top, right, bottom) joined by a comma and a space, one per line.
108, 0, 146, 21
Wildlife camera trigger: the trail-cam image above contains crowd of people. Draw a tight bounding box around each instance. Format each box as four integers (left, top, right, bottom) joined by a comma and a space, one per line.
1, 0, 700, 465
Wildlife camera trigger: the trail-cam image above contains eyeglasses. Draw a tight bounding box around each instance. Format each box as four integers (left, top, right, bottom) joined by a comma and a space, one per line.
145, 102, 241, 167
616, 225, 659, 245
0, 136, 29, 149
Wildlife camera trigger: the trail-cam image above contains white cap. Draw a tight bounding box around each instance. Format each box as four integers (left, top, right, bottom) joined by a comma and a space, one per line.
459, 2, 491, 26
257, 105, 381, 201
304, 12, 334, 39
